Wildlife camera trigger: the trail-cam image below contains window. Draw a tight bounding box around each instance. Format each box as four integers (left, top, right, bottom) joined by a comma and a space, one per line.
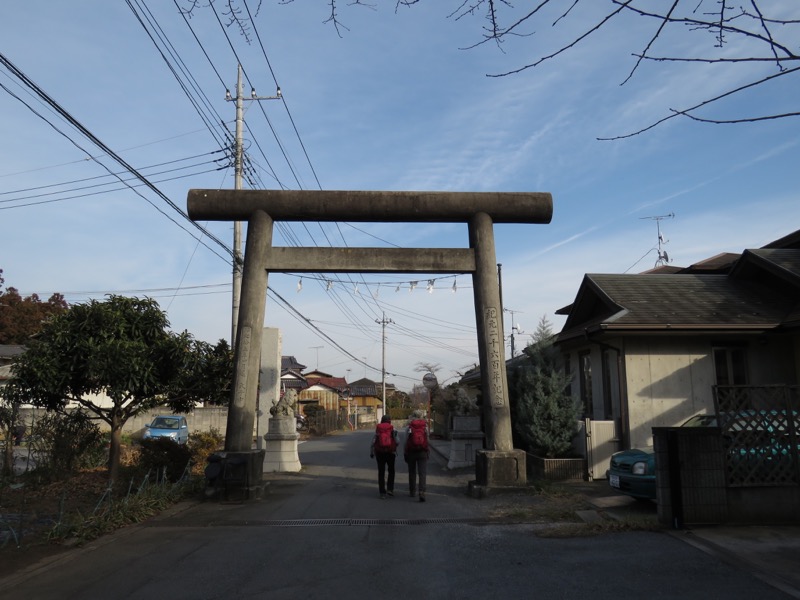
712, 346, 748, 385
579, 351, 593, 418
601, 348, 615, 420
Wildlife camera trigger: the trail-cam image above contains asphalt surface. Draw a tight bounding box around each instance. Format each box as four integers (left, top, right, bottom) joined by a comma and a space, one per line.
1, 429, 799, 599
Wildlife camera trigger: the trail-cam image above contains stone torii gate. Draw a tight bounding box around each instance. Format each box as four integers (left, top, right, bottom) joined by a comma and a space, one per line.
188, 189, 552, 490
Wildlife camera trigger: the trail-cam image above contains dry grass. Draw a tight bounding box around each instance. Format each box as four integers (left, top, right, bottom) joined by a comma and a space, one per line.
0, 464, 200, 579
486, 481, 664, 537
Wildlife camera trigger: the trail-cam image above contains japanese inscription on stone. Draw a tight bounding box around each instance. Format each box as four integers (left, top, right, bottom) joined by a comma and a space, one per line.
484, 307, 505, 407
233, 326, 252, 408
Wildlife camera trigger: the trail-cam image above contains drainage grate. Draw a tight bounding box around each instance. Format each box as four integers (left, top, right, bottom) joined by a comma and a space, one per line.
209, 517, 490, 527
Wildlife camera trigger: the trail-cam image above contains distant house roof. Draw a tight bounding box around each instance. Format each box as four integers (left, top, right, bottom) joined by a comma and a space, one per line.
304, 369, 333, 379
305, 375, 348, 392
675, 252, 741, 274
281, 370, 307, 390
281, 356, 307, 372
348, 377, 380, 397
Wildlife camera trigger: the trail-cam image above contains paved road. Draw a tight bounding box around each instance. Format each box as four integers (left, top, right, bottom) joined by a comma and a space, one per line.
1, 429, 797, 599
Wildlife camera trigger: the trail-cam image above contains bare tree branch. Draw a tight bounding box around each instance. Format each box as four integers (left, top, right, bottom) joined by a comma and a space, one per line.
599, 64, 800, 140
182, 0, 800, 134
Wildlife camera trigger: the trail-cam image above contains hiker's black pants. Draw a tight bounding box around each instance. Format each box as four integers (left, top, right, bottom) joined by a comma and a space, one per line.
375, 452, 396, 495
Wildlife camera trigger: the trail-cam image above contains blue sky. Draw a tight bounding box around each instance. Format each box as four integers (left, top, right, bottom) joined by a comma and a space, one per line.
2, 2, 799, 391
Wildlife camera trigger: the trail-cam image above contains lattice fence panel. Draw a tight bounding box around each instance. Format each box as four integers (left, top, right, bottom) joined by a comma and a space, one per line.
713, 385, 800, 487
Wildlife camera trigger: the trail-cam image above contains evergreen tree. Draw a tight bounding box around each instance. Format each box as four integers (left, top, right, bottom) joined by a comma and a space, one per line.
512, 316, 578, 458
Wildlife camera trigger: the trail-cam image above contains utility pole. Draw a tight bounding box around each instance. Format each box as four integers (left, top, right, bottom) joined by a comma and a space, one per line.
226, 64, 281, 345
504, 307, 523, 357
375, 312, 394, 415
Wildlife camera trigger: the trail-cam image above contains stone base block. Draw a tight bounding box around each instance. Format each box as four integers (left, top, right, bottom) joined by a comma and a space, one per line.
263, 432, 301, 472
469, 449, 527, 498
204, 450, 266, 501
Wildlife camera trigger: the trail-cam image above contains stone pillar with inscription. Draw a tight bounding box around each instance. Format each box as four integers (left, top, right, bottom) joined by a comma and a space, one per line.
468, 212, 526, 495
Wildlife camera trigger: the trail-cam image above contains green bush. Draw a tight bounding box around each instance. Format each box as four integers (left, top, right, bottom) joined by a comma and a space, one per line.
137, 437, 192, 482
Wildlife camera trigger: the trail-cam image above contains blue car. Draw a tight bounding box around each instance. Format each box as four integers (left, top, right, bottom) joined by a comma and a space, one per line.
143, 415, 189, 444
607, 414, 717, 500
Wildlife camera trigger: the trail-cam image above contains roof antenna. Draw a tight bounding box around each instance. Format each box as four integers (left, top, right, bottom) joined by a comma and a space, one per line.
641, 213, 675, 268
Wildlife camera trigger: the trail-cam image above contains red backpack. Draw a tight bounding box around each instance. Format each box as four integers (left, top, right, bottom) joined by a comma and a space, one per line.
374, 422, 397, 453
407, 419, 428, 452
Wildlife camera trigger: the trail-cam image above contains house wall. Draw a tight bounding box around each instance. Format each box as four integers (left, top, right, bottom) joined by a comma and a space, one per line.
298, 388, 339, 411
624, 337, 716, 449
562, 334, 799, 452
623, 334, 797, 449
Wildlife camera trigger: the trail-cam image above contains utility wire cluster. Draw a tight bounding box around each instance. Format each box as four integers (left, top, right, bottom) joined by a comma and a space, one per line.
1, 1, 477, 383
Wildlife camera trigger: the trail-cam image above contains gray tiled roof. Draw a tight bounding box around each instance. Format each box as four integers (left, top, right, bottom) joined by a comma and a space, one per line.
559, 273, 796, 341
742, 249, 800, 283
348, 377, 379, 397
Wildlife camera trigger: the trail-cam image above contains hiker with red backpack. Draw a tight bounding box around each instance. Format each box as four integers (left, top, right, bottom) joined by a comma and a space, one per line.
370, 415, 399, 499
404, 410, 430, 502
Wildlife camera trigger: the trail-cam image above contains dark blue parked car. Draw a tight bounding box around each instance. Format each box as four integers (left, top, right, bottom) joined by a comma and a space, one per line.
607, 414, 717, 500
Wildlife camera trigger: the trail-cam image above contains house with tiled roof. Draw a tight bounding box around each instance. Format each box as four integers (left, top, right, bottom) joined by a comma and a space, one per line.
347, 377, 382, 413
554, 229, 800, 479
300, 372, 349, 412
281, 356, 307, 372
280, 369, 307, 394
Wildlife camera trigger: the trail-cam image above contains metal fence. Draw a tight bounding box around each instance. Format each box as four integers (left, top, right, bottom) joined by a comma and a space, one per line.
713, 385, 800, 487
304, 409, 341, 435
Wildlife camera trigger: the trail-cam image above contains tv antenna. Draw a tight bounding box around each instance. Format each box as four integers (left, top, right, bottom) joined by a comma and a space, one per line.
641, 213, 674, 268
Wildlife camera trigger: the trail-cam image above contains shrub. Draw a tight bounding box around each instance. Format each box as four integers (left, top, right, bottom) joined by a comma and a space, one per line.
137, 437, 192, 482
303, 403, 324, 417
187, 428, 224, 474
28, 410, 106, 476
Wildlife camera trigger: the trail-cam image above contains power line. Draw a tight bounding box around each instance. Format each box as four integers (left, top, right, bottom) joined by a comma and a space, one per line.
0, 51, 233, 263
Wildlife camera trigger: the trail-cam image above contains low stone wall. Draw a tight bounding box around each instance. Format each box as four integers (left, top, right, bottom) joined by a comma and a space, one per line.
18, 406, 233, 439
